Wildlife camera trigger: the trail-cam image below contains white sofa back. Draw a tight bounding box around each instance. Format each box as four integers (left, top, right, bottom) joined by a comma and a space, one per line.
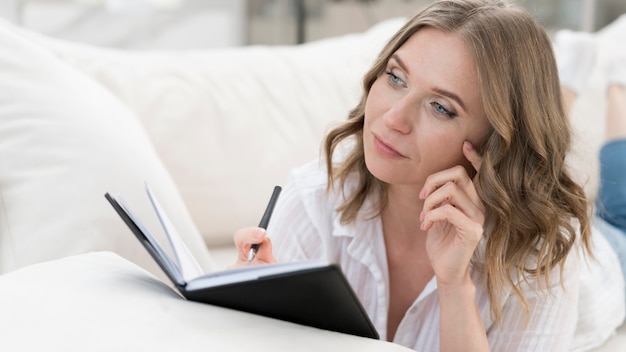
13, 18, 406, 247
0, 17, 404, 277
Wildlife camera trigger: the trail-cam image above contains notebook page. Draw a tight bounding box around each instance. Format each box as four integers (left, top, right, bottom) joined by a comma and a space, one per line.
144, 181, 204, 282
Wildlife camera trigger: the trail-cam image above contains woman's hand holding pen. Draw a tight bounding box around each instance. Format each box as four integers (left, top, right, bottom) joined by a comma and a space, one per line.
231, 227, 277, 268
230, 185, 281, 268
420, 141, 485, 287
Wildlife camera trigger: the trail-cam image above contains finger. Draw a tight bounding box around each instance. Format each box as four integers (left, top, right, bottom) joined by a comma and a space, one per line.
419, 165, 479, 204
421, 204, 483, 244
227, 238, 275, 268
233, 227, 266, 259
421, 181, 485, 226
463, 141, 483, 176
252, 237, 277, 264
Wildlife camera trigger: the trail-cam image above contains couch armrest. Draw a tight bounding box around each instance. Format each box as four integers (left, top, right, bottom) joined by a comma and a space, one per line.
0, 252, 412, 352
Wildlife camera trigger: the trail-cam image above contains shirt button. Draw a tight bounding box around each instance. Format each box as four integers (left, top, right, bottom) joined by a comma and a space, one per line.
409, 307, 418, 314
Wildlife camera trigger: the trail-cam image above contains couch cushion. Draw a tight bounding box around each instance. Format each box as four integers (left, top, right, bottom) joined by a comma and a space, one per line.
0, 19, 214, 278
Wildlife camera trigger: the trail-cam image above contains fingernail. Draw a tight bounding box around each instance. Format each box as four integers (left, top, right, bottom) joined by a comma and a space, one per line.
464, 141, 473, 149
419, 211, 424, 222
254, 228, 265, 239
419, 188, 426, 199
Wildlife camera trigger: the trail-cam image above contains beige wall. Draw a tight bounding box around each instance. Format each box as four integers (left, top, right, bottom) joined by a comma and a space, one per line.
1, 0, 624, 49
247, 0, 626, 45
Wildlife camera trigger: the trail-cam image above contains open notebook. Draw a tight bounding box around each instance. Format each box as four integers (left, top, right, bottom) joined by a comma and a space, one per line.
105, 182, 379, 339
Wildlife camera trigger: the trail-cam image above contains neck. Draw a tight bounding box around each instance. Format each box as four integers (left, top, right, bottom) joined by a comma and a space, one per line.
382, 184, 425, 242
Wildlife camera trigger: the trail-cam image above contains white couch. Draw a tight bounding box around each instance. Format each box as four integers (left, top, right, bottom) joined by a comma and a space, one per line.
0, 13, 624, 351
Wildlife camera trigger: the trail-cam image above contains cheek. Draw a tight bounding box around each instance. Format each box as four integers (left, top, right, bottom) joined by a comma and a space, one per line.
364, 84, 380, 121
420, 133, 469, 172
427, 129, 484, 176
363, 91, 383, 141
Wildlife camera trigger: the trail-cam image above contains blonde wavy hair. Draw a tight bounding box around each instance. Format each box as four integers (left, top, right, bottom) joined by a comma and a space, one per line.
323, 0, 592, 323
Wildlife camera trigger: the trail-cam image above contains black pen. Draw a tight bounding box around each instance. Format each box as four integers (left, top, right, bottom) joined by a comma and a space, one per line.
247, 185, 282, 262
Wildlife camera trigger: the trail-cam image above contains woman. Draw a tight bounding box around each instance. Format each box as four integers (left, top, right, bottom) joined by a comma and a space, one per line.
234, 0, 597, 350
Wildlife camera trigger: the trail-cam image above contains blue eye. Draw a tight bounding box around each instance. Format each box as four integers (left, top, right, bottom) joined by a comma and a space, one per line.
385, 71, 403, 86
432, 102, 457, 118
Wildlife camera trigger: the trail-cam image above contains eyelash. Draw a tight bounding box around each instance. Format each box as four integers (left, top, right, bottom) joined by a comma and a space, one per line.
385, 71, 403, 86
431, 102, 457, 118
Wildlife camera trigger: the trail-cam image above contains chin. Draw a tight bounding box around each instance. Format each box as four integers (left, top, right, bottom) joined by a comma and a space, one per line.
364, 153, 404, 185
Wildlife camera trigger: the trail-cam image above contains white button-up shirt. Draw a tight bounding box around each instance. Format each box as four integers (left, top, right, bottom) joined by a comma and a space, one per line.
267, 158, 624, 351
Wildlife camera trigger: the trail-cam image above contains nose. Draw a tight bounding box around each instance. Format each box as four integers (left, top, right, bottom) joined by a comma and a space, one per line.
382, 97, 413, 134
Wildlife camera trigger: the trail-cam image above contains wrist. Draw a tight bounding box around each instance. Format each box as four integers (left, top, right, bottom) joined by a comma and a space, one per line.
437, 273, 476, 299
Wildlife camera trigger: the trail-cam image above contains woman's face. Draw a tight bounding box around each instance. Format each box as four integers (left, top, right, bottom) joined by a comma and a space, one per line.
363, 28, 491, 190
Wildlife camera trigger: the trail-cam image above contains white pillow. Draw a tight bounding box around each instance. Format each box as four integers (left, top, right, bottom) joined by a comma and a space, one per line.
0, 19, 214, 278
18, 18, 406, 247
0, 252, 412, 352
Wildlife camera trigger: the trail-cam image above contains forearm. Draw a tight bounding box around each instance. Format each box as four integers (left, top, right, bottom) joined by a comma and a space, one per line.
438, 275, 489, 352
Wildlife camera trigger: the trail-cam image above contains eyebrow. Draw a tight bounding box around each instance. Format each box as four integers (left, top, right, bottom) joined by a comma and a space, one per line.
389, 54, 468, 113
432, 87, 467, 113
390, 54, 409, 74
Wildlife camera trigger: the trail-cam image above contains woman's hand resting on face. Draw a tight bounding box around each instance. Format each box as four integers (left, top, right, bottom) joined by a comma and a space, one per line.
229, 227, 277, 268
419, 141, 485, 287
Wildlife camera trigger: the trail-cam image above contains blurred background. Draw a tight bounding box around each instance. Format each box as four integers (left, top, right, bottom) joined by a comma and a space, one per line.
0, 0, 624, 50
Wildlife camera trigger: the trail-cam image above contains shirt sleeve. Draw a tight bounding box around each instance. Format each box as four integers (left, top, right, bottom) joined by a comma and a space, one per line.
486, 250, 581, 351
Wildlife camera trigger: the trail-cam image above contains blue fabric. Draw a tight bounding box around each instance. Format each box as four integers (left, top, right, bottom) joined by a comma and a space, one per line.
597, 139, 626, 229
595, 139, 626, 282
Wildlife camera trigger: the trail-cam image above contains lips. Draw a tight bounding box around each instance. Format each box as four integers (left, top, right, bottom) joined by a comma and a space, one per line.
373, 133, 407, 159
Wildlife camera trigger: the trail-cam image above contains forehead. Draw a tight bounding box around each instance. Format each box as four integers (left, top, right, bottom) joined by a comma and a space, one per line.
393, 27, 482, 112
395, 28, 477, 82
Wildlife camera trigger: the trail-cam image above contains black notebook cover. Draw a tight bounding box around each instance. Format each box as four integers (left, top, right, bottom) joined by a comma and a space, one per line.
105, 191, 379, 339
